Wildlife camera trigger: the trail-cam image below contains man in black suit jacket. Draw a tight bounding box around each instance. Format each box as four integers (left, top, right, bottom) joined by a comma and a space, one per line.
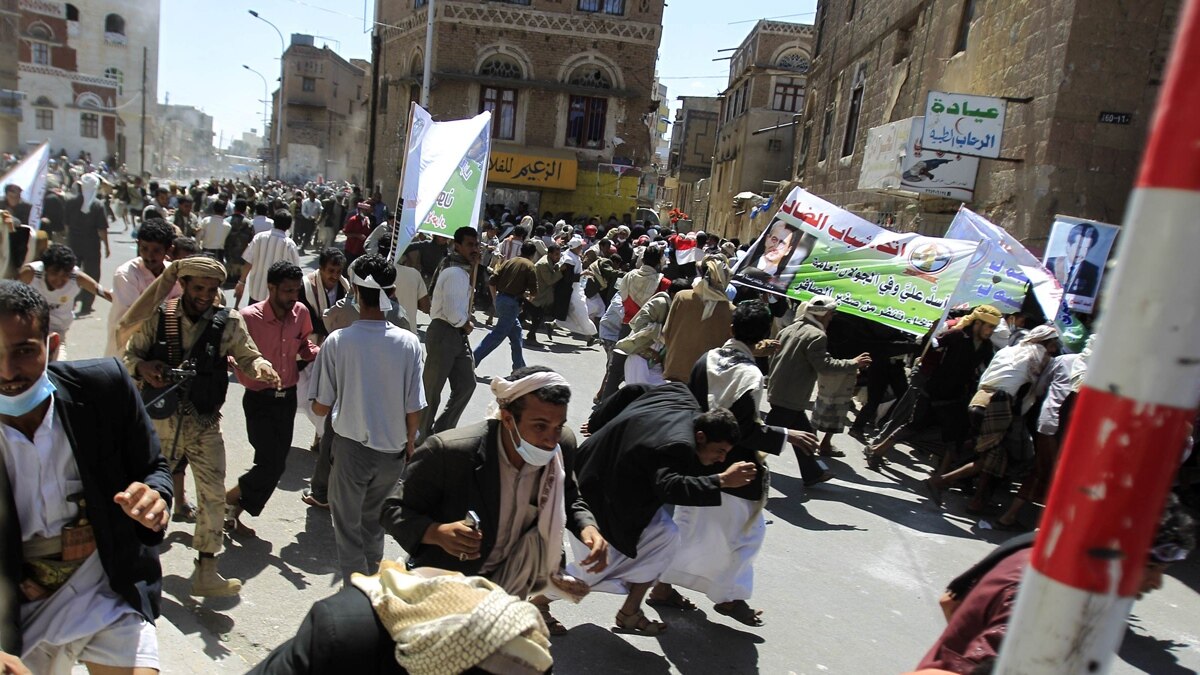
567, 383, 757, 635
382, 366, 606, 631
0, 281, 171, 670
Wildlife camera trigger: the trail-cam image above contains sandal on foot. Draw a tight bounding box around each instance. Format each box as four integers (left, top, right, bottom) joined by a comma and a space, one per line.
537, 605, 569, 636
613, 609, 667, 636
819, 447, 846, 458
714, 600, 764, 627
646, 587, 698, 611
173, 501, 198, 523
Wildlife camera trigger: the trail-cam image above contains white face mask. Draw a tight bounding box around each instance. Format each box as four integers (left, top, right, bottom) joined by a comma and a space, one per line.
0, 339, 56, 417
506, 419, 558, 467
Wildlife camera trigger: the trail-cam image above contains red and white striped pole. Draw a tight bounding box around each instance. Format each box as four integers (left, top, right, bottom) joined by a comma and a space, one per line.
996, 2, 1200, 673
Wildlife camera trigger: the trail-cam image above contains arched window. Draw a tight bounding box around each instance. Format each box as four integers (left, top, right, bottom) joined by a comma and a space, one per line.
104, 13, 125, 36
104, 67, 124, 95
28, 22, 53, 40
568, 65, 613, 90
66, 4, 80, 21
777, 50, 811, 74
77, 92, 104, 109
479, 55, 523, 80
409, 52, 423, 77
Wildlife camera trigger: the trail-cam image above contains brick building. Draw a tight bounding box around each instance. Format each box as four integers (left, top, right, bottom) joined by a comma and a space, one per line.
15, 0, 129, 164
795, 0, 1182, 246
272, 35, 368, 183
662, 95, 719, 231
370, 0, 664, 222
707, 19, 813, 243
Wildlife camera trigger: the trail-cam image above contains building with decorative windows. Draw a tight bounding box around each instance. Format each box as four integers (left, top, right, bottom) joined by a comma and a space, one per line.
706, 19, 813, 241
369, 0, 665, 221
794, 0, 1181, 244
270, 34, 369, 183
13, 0, 158, 170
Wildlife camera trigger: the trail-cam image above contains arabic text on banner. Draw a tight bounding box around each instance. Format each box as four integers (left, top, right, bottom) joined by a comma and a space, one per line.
1041, 215, 1119, 314
733, 186, 980, 337
0, 143, 50, 230
393, 105, 492, 261
944, 206, 1062, 319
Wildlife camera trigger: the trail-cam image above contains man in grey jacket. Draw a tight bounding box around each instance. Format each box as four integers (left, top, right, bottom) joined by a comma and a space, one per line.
766, 295, 870, 485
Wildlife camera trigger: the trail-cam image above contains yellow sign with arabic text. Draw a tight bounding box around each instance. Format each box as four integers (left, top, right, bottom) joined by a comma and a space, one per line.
487, 150, 578, 190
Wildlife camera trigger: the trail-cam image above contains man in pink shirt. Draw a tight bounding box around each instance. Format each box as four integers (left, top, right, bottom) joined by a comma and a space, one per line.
225, 260, 319, 534
104, 220, 179, 357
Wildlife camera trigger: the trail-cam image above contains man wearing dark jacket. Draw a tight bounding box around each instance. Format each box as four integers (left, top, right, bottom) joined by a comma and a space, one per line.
383, 366, 606, 632
568, 383, 754, 635
0, 281, 172, 672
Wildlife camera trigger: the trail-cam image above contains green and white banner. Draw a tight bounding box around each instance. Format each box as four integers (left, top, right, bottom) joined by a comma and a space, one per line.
392, 104, 491, 260
733, 186, 980, 336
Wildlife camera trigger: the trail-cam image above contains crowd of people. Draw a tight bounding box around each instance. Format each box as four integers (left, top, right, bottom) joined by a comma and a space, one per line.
0, 166, 1194, 675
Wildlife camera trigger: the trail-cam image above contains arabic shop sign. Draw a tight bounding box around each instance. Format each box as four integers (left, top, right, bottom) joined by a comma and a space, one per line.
922, 91, 1006, 159
487, 150, 578, 190
858, 117, 979, 201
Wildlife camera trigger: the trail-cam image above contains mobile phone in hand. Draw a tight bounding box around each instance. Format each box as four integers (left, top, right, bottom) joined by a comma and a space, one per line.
464, 510, 481, 531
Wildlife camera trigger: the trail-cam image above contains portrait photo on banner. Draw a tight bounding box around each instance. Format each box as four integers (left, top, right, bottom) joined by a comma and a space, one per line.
1041, 215, 1119, 313
738, 215, 818, 292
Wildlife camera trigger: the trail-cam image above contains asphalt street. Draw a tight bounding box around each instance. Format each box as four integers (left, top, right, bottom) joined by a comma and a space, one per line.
62, 223, 1200, 674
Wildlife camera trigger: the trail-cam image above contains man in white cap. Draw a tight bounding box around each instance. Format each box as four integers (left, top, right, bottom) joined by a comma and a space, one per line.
766, 295, 871, 486
309, 254, 427, 585
556, 236, 598, 341
382, 365, 606, 634
64, 173, 110, 314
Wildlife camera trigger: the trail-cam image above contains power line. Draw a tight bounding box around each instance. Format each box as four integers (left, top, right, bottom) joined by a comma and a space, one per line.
728, 11, 816, 25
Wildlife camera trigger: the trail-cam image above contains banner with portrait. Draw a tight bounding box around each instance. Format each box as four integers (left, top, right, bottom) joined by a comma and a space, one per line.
733, 186, 980, 337
1041, 215, 1119, 314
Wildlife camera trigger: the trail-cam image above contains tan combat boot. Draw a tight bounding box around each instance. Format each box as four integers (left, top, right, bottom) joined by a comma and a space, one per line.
190, 556, 242, 597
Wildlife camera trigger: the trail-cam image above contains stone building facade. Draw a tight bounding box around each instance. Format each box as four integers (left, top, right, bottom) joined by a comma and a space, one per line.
795, 0, 1182, 246
272, 36, 368, 183
662, 95, 719, 231
370, 0, 664, 221
707, 19, 813, 243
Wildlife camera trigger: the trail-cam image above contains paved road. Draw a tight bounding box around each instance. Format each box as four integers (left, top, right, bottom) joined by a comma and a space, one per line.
63, 223, 1199, 674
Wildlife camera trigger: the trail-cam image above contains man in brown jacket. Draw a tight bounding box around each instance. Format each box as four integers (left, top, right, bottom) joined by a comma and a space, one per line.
765, 295, 870, 485
661, 256, 734, 382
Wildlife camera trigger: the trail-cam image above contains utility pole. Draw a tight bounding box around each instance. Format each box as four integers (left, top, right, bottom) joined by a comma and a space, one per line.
996, 1, 1200, 672
139, 46, 147, 176
366, 29, 380, 190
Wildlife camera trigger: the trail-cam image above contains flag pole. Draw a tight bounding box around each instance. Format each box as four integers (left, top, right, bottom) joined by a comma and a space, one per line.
996, 2, 1200, 671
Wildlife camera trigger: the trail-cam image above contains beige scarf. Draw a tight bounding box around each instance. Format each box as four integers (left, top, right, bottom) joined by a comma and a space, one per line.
694, 255, 733, 320
301, 269, 348, 329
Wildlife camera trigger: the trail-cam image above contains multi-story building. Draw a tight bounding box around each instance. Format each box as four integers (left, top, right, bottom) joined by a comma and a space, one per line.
369, 0, 665, 221
795, 0, 1182, 245
662, 95, 719, 231
0, 0, 20, 154
16, 0, 118, 164
156, 102, 214, 179
65, 0, 159, 171
707, 19, 813, 242
271, 35, 368, 183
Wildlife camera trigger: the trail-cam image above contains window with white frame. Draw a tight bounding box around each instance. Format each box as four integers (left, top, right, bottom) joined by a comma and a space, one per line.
80, 112, 99, 138
104, 67, 124, 95
36, 108, 53, 130
773, 77, 804, 112
566, 95, 607, 149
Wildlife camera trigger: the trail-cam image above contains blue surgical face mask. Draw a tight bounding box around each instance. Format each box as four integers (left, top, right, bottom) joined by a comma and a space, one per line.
506, 421, 558, 467
0, 341, 56, 417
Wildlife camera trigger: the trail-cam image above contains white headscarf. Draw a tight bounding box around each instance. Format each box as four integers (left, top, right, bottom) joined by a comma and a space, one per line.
80, 172, 100, 213
485, 370, 570, 420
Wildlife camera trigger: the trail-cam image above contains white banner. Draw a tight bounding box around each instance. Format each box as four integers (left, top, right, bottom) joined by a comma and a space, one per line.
923, 91, 1007, 159
0, 142, 51, 230
392, 105, 491, 261
944, 206, 1062, 319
